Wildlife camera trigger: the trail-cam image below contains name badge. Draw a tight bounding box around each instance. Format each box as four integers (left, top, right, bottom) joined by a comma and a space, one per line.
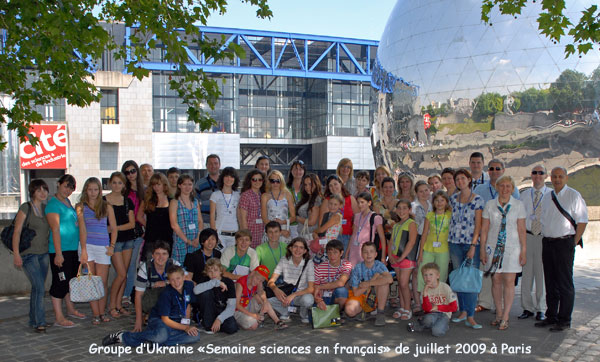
255, 219, 263, 224
180, 318, 190, 325
341, 219, 347, 225
188, 223, 196, 230
185, 294, 191, 302
323, 290, 333, 298
433, 242, 442, 248
319, 239, 328, 245
529, 214, 536, 221
287, 306, 298, 313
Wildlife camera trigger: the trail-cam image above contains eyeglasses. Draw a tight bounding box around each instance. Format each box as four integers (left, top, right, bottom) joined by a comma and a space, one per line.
295, 160, 305, 166
531, 171, 546, 175
269, 179, 281, 184
488, 167, 503, 171
123, 169, 137, 176
251, 178, 263, 182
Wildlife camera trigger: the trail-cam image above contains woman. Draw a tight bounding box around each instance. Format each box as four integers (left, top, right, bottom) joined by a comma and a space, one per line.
321, 175, 358, 252
46, 174, 84, 327
210, 167, 240, 250
345, 192, 386, 265
427, 174, 444, 194
267, 238, 315, 323
295, 173, 322, 238
12, 180, 50, 332
448, 169, 484, 329
373, 177, 398, 235
76, 177, 117, 325
336, 158, 356, 196
170, 174, 203, 264
371, 165, 393, 202
255, 155, 271, 175
184, 228, 222, 283
261, 170, 296, 239
441, 167, 457, 196
287, 160, 306, 238
138, 173, 173, 260
238, 169, 266, 248
105, 172, 136, 319
397, 172, 415, 202
122, 160, 145, 305
220, 230, 259, 281
480, 176, 527, 330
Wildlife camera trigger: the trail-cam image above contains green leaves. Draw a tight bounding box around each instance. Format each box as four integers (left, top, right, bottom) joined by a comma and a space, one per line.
480, 1, 599, 58
0, 0, 272, 150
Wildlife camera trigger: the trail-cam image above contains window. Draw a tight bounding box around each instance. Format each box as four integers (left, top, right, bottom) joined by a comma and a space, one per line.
101, 89, 118, 124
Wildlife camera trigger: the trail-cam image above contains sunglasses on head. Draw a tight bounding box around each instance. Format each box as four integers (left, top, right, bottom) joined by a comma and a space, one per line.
269, 178, 281, 184
251, 177, 263, 182
488, 167, 502, 171
531, 170, 545, 175
123, 169, 137, 176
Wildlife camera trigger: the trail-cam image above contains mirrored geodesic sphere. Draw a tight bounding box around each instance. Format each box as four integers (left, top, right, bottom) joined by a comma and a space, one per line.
372, 0, 600, 197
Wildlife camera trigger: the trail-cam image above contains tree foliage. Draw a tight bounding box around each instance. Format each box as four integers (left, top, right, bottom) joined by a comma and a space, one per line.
473, 92, 503, 120
0, 0, 272, 150
481, 0, 599, 57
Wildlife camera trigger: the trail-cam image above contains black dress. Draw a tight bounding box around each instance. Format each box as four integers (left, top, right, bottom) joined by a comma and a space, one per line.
142, 200, 173, 260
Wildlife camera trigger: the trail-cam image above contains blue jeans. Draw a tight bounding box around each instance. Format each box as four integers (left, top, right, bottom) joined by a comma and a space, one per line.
322, 287, 349, 305
414, 312, 449, 337
339, 234, 351, 253
22, 253, 49, 328
124, 237, 144, 298
449, 243, 480, 317
121, 317, 201, 347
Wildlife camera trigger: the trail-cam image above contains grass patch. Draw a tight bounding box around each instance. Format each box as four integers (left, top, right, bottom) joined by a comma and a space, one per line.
499, 138, 549, 150
438, 117, 493, 135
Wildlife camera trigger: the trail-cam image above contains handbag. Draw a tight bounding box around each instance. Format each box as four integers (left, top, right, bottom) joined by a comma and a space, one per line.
298, 219, 313, 241
69, 263, 105, 302
449, 258, 483, 293
266, 259, 309, 298
310, 304, 342, 329
1, 202, 36, 253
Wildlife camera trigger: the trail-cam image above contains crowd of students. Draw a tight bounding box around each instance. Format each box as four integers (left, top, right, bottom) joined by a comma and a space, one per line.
9, 152, 587, 346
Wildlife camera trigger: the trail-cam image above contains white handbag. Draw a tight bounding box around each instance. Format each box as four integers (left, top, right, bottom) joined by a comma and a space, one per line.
69, 263, 105, 302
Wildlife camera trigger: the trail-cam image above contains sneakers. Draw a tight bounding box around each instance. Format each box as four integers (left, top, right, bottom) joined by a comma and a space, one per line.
202, 329, 215, 335
102, 331, 124, 346
374, 312, 386, 326
301, 318, 310, 324
279, 315, 291, 323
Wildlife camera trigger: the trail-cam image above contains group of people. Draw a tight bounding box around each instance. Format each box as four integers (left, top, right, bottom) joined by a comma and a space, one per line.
10, 152, 587, 346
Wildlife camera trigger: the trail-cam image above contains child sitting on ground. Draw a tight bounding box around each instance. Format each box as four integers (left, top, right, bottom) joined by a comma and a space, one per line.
102, 265, 200, 347
407, 262, 457, 337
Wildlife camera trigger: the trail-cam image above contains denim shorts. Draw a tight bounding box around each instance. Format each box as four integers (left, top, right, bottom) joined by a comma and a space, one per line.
114, 239, 135, 253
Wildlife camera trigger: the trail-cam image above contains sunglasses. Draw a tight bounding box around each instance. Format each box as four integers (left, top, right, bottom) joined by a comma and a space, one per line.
488, 167, 503, 171
123, 169, 137, 176
251, 178, 263, 182
269, 179, 281, 184
531, 171, 546, 175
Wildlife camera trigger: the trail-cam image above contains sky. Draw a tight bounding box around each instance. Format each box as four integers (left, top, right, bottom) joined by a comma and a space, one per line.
205, 0, 398, 41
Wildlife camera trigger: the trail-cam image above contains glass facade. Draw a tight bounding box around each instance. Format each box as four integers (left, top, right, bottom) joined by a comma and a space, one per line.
152, 73, 372, 139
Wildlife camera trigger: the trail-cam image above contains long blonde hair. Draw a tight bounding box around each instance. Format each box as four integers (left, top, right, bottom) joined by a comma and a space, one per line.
79, 177, 107, 219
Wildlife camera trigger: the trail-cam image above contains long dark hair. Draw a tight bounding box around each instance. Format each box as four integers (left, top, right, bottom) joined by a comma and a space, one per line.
216, 167, 240, 191
296, 173, 322, 212
121, 160, 144, 202
286, 160, 306, 189
323, 175, 350, 198
285, 237, 310, 261
241, 169, 265, 193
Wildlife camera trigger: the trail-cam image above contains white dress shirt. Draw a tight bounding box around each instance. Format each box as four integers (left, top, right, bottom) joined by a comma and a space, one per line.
540, 185, 588, 238
520, 185, 551, 232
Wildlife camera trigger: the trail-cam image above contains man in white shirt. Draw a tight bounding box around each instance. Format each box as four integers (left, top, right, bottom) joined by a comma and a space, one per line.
536, 167, 587, 332
518, 165, 549, 321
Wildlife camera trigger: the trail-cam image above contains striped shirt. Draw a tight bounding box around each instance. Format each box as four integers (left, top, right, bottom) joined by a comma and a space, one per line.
83, 205, 109, 246
314, 260, 352, 286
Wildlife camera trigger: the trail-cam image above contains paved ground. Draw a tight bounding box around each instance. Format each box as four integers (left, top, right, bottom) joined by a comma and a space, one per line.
0, 258, 598, 362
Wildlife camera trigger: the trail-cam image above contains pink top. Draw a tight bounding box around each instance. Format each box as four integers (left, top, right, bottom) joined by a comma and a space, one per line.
347, 211, 382, 266
239, 189, 263, 248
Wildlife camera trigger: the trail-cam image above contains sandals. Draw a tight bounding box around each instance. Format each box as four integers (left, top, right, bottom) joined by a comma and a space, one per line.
498, 320, 509, 330
117, 307, 131, 316
275, 320, 288, 330
92, 316, 102, 325
122, 296, 132, 308
491, 317, 502, 326
68, 311, 86, 320
393, 308, 408, 319
34, 326, 47, 333
109, 308, 121, 318
401, 310, 412, 321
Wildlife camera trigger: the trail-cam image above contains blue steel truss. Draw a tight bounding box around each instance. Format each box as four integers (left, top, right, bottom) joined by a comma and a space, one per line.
126, 26, 378, 82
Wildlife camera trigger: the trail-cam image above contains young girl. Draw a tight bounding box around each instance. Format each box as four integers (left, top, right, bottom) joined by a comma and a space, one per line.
411, 181, 432, 314
345, 192, 386, 266
104, 172, 136, 319
389, 199, 418, 320
418, 191, 452, 294
370, 165, 393, 203
138, 173, 173, 260
261, 170, 296, 239
170, 175, 203, 264
76, 177, 117, 325
310, 194, 343, 262
210, 167, 241, 250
